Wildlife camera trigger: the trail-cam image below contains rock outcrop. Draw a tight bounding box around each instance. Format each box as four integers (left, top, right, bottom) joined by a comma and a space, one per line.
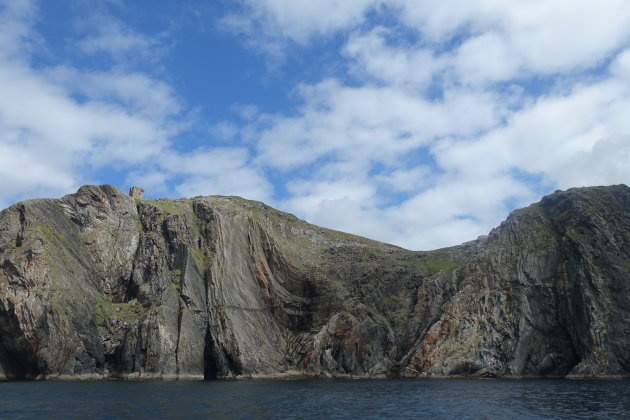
0, 184, 628, 380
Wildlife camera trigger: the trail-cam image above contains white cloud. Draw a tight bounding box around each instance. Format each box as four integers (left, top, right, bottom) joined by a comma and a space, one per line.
0, 1, 276, 210
344, 27, 443, 90
0, 1, 184, 206
375, 173, 537, 250
0, 137, 76, 198
279, 169, 538, 250
124, 170, 170, 197
0, 61, 174, 162
396, 0, 630, 76
219, 0, 630, 250
560, 136, 630, 189
433, 74, 630, 185
281, 177, 391, 242
454, 31, 521, 86
3, 0, 630, 253
165, 148, 272, 202
46, 67, 182, 121
221, 0, 380, 45
231, 0, 630, 84
77, 13, 161, 60
255, 79, 499, 170
375, 166, 431, 193
391, 0, 499, 42
611, 49, 630, 78
210, 121, 238, 141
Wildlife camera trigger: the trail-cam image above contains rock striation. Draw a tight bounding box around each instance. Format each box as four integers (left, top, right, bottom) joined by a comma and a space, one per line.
0, 184, 628, 380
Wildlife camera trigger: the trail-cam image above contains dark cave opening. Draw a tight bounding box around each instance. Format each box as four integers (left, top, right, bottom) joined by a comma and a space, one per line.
0, 311, 39, 380
203, 327, 219, 380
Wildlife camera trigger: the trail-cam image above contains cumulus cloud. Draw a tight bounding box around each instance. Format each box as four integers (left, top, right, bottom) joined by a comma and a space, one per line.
0, 0, 271, 208
390, 174, 536, 248
221, 0, 380, 45
343, 28, 443, 90
46, 67, 182, 121
166, 148, 272, 201
220, 0, 630, 249
255, 79, 499, 169
0, 58, 176, 205
3, 0, 630, 252
375, 166, 431, 194
76, 13, 163, 62
396, 0, 630, 79
224, 0, 630, 73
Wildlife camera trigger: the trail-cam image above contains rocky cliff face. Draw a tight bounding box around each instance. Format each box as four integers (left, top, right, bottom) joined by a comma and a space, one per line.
0, 184, 628, 380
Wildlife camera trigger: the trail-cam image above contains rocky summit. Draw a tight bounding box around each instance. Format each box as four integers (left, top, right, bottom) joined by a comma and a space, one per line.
0, 184, 628, 380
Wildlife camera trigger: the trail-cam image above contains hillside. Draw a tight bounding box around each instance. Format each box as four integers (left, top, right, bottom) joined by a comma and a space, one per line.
0, 184, 628, 379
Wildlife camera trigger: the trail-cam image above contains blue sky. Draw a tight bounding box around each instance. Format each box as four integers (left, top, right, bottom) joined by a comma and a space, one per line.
1, 0, 630, 250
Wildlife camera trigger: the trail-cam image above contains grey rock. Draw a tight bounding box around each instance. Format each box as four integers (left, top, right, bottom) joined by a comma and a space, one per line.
0, 184, 629, 380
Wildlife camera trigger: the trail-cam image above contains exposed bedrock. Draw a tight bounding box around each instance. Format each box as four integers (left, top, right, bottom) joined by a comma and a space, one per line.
0, 184, 628, 379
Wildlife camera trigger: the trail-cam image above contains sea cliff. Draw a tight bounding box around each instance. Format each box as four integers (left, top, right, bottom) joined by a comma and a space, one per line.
0, 184, 628, 380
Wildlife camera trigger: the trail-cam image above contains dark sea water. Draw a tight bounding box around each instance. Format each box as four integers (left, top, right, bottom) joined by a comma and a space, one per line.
0, 379, 628, 419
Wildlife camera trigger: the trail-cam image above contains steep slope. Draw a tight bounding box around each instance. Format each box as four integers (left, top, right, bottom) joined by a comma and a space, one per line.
403, 186, 630, 377
0, 184, 628, 380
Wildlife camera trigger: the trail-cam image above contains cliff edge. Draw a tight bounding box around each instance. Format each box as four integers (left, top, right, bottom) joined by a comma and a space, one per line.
0, 184, 628, 379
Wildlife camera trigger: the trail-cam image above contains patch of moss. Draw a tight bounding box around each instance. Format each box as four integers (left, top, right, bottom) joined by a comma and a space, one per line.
133, 216, 144, 233
389, 308, 413, 329
384, 294, 401, 304
32, 223, 72, 251
26, 222, 92, 272
189, 246, 207, 270
190, 210, 201, 233
566, 228, 582, 242
423, 250, 461, 275
144, 199, 189, 215
94, 298, 147, 332
50, 295, 70, 317
171, 269, 183, 292
44, 260, 85, 316
5, 245, 21, 255
522, 224, 555, 251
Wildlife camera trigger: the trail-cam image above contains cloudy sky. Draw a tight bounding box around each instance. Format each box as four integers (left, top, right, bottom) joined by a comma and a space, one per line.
1, 0, 629, 250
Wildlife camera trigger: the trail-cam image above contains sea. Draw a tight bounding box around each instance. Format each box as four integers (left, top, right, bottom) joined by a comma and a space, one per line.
0, 378, 628, 419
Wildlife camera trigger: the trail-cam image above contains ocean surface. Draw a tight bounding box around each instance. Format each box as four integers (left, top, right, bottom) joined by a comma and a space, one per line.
0, 378, 628, 419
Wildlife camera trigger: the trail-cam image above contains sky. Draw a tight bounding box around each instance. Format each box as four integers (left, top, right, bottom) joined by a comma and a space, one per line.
1, 0, 629, 250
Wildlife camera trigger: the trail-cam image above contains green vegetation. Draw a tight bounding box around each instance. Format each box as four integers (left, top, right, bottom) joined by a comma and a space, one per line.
32, 223, 72, 250
50, 295, 70, 317
384, 294, 401, 304
189, 246, 208, 270
171, 269, 183, 292
48, 273, 74, 316
524, 223, 555, 251
26, 221, 92, 270
565, 228, 583, 243
132, 215, 144, 233
94, 298, 147, 332
5, 245, 21, 255
423, 250, 461, 275
388, 308, 413, 329
144, 199, 190, 215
